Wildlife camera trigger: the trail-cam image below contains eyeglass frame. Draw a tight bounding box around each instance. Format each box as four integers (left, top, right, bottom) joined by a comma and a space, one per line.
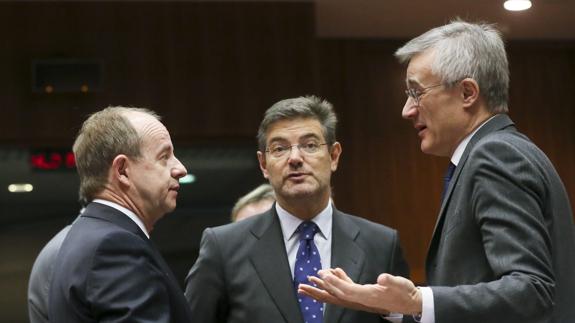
404, 83, 444, 106
405, 77, 471, 106
264, 142, 330, 159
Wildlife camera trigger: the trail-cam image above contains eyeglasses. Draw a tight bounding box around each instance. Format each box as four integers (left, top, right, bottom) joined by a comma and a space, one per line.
405, 83, 444, 106
265, 142, 328, 159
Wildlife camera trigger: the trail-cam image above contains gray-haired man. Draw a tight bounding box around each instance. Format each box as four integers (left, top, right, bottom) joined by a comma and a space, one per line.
300, 19, 575, 323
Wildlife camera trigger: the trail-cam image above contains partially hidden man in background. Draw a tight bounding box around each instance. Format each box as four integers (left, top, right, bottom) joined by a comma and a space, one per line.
299, 20, 575, 323
49, 107, 194, 322
185, 96, 410, 323
231, 183, 275, 222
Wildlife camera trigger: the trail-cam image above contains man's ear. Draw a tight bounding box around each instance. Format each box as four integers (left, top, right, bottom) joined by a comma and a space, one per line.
329, 142, 342, 172
461, 78, 480, 108
257, 151, 269, 179
111, 155, 130, 186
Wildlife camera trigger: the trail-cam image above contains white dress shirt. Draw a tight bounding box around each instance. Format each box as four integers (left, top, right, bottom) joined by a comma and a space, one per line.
276, 200, 333, 279
418, 115, 495, 323
92, 199, 150, 239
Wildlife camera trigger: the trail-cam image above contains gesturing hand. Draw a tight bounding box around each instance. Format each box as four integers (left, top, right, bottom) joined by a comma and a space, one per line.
298, 268, 422, 315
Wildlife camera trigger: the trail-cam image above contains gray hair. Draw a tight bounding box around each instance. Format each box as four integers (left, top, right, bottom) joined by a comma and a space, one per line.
231, 184, 275, 221
73, 106, 160, 203
257, 95, 338, 151
395, 19, 509, 113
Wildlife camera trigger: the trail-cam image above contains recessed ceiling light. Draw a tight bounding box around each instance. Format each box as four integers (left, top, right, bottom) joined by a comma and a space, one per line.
8, 183, 34, 193
179, 174, 196, 184
504, 0, 532, 11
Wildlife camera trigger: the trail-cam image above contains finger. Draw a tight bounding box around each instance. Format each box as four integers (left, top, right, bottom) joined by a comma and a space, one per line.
317, 268, 331, 276
307, 275, 327, 289
377, 273, 393, 286
300, 283, 384, 314
322, 271, 355, 296
333, 267, 353, 283
307, 275, 335, 296
298, 284, 342, 305
297, 283, 322, 297
317, 271, 347, 298
323, 276, 369, 306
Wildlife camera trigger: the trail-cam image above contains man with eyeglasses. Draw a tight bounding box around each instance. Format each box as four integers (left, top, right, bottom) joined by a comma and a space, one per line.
299, 20, 575, 323
184, 95, 409, 323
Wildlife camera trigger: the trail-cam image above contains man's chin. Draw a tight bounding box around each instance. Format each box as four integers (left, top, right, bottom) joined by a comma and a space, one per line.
281, 184, 319, 199
162, 202, 177, 215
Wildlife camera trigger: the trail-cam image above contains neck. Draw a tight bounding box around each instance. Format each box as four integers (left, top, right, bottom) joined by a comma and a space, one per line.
468, 109, 495, 134
447, 106, 495, 157
276, 193, 330, 221
95, 188, 154, 233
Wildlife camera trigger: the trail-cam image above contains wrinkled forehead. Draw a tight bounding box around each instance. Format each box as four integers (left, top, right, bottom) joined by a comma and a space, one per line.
266, 117, 324, 141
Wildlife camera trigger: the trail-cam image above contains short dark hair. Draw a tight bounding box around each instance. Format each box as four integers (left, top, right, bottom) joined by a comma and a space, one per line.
257, 95, 338, 151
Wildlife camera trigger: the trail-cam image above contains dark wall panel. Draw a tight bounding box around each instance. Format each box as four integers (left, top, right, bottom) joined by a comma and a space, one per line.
0, 2, 318, 146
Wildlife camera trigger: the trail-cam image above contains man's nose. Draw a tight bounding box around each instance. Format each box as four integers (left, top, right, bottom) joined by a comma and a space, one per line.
287, 146, 304, 166
402, 97, 417, 120
172, 157, 187, 179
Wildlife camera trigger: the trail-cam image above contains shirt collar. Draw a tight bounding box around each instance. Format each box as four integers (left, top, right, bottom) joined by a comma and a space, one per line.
92, 199, 150, 239
451, 115, 497, 166
276, 199, 333, 242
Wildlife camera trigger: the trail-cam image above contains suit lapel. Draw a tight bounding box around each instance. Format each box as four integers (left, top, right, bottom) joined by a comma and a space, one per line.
324, 209, 365, 323
426, 114, 516, 273
249, 209, 303, 323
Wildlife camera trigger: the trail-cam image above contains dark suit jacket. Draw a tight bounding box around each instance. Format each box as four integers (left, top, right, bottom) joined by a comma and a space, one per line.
426, 114, 575, 323
28, 224, 72, 323
49, 202, 193, 323
184, 206, 409, 323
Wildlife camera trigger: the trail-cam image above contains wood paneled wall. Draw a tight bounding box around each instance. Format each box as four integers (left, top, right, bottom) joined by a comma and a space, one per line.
0, 2, 318, 146
1, 2, 574, 284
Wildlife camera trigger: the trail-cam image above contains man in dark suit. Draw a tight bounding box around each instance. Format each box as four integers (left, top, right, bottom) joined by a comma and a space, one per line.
299, 20, 575, 323
28, 212, 83, 323
184, 96, 409, 323
28, 224, 72, 323
49, 107, 193, 322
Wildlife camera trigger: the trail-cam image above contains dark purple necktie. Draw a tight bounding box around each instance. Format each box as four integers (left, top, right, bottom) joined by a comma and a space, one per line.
293, 221, 323, 323
441, 162, 456, 202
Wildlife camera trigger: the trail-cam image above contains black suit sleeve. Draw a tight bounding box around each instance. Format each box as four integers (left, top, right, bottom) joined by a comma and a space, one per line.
87, 231, 173, 323
185, 228, 229, 323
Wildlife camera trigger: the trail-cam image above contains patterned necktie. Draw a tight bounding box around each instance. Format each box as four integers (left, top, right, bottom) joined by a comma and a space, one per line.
441, 162, 456, 202
293, 221, 323, 323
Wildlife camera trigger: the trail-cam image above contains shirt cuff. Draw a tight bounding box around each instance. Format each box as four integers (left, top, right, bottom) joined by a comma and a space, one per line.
382, 312, 403, 323
418, 286, 435, 323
